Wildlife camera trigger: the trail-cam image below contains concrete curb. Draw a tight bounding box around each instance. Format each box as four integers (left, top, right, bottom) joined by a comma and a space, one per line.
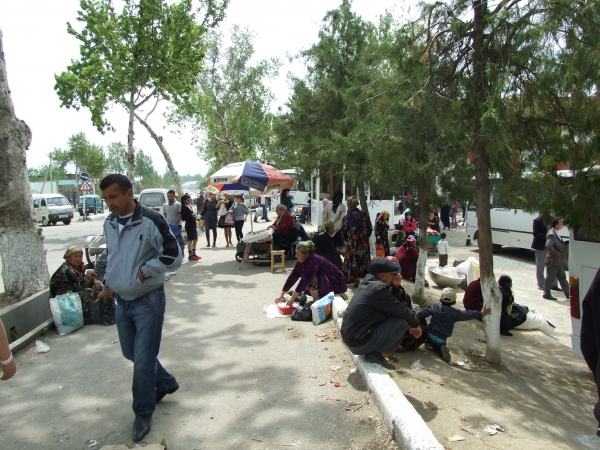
78, 213, 108, 222
0, 288, 52, 347
332, 297, 444, 450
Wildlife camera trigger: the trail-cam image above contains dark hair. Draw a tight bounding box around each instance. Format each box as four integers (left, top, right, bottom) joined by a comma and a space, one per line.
234, 194, 243, 200
441, 232, 446, 239
100, 174, 132, 194
167, 190, 176, 195
405, 213, 413, 221
181, 194, 190, 202
498, 275, 512, 289
551, 219, 561, 228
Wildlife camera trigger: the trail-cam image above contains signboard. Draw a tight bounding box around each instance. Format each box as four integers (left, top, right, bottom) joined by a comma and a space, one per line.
80, 172, 89, 182
79, 181, 93, 191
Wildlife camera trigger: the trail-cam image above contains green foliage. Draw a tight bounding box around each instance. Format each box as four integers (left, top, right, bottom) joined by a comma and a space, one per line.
50, 132, 106, 178
28, 166, 68, 182
170, 25, 280, 167
134, 149, 161, 190
105, 142, 128, 174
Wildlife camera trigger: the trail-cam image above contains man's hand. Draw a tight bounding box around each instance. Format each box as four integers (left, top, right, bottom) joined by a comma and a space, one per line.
481, 306, 491, 317
1, 360, 16, 381
137, 270, 144, 281
391, 273, 402, 288
97, 288, 112, 304
92, 279, 102, 290
409, 326, 422, 339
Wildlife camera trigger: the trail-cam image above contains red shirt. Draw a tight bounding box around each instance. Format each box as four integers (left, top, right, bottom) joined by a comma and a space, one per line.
274, 211, 296, 235
403, 219, 417, 234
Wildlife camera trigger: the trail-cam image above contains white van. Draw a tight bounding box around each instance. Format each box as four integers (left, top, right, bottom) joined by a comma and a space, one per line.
32, 194, 74, 226
138, 189, 172, 213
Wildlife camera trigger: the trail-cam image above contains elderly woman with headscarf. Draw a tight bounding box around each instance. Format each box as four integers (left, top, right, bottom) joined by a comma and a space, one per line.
268, 204, 298, 250
323, 191, 347, 234
274, 241, 347, 306
375, 210, 391, 257
394, 235, 420, 282
50, 246, 116, 325
312, 220, 345, 270
340, 198, 373, 286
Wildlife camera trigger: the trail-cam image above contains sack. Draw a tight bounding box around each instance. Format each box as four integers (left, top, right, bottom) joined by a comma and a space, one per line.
218, 203, 228, 215
224, 213, 235, 225
515, 311, 556, 335
291, 301, 314, 321
375, 243, 385, 257
311, 292, 334, 325
49, 292, 84, 336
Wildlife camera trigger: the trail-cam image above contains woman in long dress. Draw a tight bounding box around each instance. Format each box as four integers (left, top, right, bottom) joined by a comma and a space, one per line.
375, 211, 390, 257
340, 199, 373, 286
201, 193, 222, 247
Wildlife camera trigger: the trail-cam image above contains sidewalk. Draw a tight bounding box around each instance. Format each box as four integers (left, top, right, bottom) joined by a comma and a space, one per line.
0, 220, 397, 450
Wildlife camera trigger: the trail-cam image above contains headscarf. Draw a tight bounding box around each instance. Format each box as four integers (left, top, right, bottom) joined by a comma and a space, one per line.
274, 204, 288, 225
296, 240, 316, 254
318, 220, 335, 233
322, 198, 330, 213
377, 210, 390, 222
64, 246, 83, 260
345, 198, 362, 228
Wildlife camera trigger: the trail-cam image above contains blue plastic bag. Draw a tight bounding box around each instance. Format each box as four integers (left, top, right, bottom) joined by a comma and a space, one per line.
49, 292, 84, 335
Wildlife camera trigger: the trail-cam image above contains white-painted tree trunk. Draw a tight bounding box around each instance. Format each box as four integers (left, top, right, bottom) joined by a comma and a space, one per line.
0, 29, 50, 302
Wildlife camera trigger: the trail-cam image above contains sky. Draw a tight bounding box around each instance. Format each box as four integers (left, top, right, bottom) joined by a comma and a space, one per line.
0, 0, 420, 177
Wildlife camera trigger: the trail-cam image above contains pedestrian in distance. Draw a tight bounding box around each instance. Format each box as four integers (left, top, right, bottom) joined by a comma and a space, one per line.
218, 193, 235, 247
181, 194, 201, 261
231, 194, 250, 244
98, 174, 182, 443
163, 190, 184, 275
543, 219, 570, 300
418, 288, 491, 362
253, 196, 270, 223
200, 192, 222, 247
341, 257, 422, 370
531, 215, 559, 291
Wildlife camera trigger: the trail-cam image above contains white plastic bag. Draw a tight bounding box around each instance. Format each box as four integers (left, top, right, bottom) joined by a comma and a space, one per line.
514, 312, 556, 335
441, 267, 459, 279
36, 340, 50, 353
456, 257, 479, 285
311, 292, 334, 325
411, 359, 425, 371
49, 292, 84, 336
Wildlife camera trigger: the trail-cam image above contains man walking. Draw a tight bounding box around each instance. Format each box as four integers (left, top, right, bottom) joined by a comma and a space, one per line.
163, 190, 185, 275
531, 215, 558, 291
98, 174, 182, 442
254, 196, 270, 223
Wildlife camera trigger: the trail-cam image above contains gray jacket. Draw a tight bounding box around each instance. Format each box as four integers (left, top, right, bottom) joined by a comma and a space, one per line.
545, 228, 567, 267
103, 202, 182, 300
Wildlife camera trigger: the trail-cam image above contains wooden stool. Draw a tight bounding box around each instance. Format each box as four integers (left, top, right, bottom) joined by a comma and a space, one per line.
271, 250, 286, 273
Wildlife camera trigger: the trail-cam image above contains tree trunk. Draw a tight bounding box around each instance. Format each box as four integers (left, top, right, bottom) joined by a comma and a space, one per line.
0, 29, 50, 302
134, 112, 183, 197
413, 178, 430, 302
472, 1, 502, 364
356, 180, 369, 217
127, 91, 135, 183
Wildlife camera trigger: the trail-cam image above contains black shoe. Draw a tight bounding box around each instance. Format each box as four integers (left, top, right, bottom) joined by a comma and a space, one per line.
132, 414, 152, 442
543, 294, 557, 301
212, 244, 216, 247
424, 280, 430, 287
264, 220, 271, 223
550, 286, 562, 292
364, 352, 396, 370
206, 243, 210, 248
440, 344, 451, 362
500, 330, 513, 336
156, 383, 179, 404
538, 286, 544, 290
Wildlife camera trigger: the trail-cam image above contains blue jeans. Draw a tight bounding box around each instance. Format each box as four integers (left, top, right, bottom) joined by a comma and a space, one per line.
254, 204, 269, 222
299, 205, 310, 223
116, 286, 177, 416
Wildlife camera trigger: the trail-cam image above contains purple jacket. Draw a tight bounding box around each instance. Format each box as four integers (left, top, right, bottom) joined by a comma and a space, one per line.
283, 253, 347, 297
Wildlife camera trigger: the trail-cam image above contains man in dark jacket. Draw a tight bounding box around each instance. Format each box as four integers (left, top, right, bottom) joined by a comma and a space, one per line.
341, 257, 422, 370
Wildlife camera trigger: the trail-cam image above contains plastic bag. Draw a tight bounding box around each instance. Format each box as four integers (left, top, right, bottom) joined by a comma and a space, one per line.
441, 267, 459, 279
456, 257, 479, 285
311, 292, 334, 325
514, 312, 556, 335
411, 359, 425, 371
292, 301, 314, 321
49, 292, 84, 336
36, 340, 50, 353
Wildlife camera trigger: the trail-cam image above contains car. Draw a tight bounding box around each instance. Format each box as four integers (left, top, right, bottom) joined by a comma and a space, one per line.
138, 188, 171, 212
32, 193, 74, 226
78, 194, 104, 215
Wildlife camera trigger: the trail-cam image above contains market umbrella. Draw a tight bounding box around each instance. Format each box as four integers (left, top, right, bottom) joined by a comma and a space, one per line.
209, 161, 293, 232
202, 185, 220, 195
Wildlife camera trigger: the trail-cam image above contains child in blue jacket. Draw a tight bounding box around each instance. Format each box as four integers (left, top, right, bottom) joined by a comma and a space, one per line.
418, 287, 490, 362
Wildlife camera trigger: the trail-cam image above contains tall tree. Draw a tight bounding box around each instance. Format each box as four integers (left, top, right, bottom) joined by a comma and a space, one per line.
55, 0, 228, 194
51, 132, 106, 179
0, 29, 50, 303
134, 149, 160, 190
105, 142, 128, 174
171, 26, 280, 167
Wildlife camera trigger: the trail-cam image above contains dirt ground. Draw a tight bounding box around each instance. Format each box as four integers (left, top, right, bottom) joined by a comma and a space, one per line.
379, 225, 600, 450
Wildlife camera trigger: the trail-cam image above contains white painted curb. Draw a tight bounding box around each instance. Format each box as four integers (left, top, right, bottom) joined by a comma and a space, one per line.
332, 297, 444, 450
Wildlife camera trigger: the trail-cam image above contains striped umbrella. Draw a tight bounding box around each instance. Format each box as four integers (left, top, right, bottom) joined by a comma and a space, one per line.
209, 161, 293, 194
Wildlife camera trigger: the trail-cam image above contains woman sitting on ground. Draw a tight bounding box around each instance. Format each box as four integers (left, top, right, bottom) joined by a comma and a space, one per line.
267, 204, 298, 250
50, 246, 115, 325
274, 241, 347, 306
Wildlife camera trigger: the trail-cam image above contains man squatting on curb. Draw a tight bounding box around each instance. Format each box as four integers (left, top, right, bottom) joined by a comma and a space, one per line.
341, 257, 422, 370
98, 174, 182, 442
